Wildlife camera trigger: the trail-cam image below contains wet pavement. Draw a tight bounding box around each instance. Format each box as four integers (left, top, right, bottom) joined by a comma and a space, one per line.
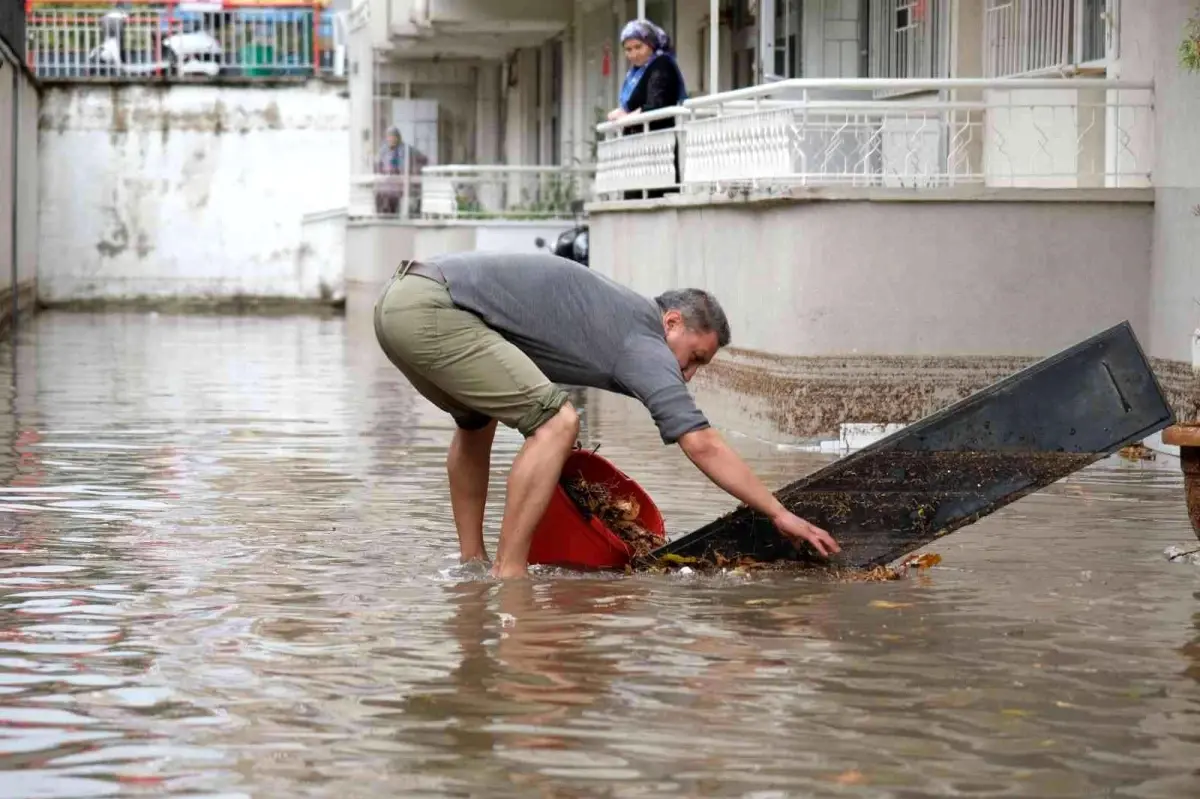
0, 310, 1198, 798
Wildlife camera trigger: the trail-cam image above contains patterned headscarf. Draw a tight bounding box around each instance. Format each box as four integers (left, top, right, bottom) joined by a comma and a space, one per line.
620, 19, 673, 54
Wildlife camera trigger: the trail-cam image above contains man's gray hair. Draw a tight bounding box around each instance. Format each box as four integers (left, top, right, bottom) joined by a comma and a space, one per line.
654, 288, 731, 348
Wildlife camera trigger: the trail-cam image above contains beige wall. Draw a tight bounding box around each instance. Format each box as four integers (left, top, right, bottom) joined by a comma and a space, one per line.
589, 192, 1155, 358
0, 56, 38, 334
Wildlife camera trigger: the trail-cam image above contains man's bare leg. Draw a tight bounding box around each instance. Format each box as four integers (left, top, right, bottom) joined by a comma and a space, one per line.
447, 419, 498, 563
491, 404, 580, 579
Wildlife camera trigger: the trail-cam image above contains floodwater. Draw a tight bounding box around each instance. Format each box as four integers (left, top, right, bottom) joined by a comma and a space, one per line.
0, 310, 1197, 799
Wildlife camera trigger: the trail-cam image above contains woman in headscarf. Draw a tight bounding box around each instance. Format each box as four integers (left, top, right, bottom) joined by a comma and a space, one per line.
608, 19, 687, 198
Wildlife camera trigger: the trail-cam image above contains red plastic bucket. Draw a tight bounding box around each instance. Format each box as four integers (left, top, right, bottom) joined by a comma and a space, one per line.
527, 448, 666, 571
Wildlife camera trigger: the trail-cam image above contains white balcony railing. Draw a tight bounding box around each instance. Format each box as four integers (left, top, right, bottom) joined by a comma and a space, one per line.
350, 165, 595, 220
594, 78, 1155, 199
26, 1, 348, 81
595, 108, 689, 196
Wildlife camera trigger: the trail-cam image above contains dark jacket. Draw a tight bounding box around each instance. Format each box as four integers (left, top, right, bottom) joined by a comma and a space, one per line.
621, 56, 685, 134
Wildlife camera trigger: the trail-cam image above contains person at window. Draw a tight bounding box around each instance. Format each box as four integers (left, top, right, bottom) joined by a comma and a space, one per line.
608, 19, 687, 199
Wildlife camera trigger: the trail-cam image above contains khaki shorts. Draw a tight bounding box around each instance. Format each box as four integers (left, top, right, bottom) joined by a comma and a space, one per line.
373, 262, 569, 438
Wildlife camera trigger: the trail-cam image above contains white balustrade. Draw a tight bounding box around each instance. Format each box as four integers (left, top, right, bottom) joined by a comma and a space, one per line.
595, 78, 1155, 198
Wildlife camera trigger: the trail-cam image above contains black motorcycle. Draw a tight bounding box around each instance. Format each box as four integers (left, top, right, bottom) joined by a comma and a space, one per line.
535, 200, 589, 267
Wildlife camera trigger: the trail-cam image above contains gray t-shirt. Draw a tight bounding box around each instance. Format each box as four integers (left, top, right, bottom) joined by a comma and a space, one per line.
425, 251, 710, 444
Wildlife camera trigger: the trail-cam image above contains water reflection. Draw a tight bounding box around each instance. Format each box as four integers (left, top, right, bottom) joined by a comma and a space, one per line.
0, 310, 1197, 798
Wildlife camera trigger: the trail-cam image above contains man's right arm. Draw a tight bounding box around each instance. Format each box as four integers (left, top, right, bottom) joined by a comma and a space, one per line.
678, 427, 842, 558
614, 336, 840, 557
677, 427, 787, 518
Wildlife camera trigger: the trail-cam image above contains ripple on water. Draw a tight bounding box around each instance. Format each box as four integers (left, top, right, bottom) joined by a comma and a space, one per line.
0, 311, 1196, 798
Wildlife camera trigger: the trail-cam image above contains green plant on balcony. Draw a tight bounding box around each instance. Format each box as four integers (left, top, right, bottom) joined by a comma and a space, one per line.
507, 173, 582, 219
455, 191, 483, 216
1181, 9, 1200, 72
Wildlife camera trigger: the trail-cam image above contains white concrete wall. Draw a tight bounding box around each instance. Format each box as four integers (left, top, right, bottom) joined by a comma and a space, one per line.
589, 195, 1154, 358
300, 209, 349, 303
38, 82, 349, 304
474, 221, 575, 253
343, 218, 581, 317
1117, 0, 1200, 368
0, 56, 38, 325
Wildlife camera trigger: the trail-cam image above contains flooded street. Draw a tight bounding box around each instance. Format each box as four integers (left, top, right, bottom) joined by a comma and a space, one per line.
0, 310, 1197, 798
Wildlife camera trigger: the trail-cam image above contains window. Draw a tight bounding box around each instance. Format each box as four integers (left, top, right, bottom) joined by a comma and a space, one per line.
773, 0, 802, 79
868, 0, 950, 79
983, 0, 1117, 78
1077, 0, 1111, 65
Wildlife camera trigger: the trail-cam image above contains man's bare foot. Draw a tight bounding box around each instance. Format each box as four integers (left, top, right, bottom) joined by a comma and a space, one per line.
490, 562, 530, 580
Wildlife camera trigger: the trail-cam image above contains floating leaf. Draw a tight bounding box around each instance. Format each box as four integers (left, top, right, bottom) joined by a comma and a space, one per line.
830, 770, 868, 786
659, 553, 700, 566
1118, 443, 1156, 462
912, 553, 942, 569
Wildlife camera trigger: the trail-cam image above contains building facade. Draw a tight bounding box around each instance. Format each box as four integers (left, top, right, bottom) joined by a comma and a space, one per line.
352, 0, 1198, 447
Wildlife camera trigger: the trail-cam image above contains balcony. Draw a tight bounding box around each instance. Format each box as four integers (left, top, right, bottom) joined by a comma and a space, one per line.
344, 164, 594, 312
584, 76, 1157, 445
594, 77, 1155, 198
350, 163, 594, 220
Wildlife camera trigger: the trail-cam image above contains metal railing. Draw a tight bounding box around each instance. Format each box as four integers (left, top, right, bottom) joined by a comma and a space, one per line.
595, 108, 688, 196
868, 0, 951, 80
594, 77, 1155, 199
984, 0, 1072, 78
983, 0, 1112, 78
350, 165, 596, 221
26, 0, 348, 81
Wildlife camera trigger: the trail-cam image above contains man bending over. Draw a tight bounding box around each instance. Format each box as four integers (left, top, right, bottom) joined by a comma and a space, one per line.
373, 252, 841, 578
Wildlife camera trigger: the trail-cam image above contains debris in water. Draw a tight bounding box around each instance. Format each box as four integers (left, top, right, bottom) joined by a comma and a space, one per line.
869, 600, 912, 609
559, 475, 947, 582
1164, 545, 1200, 565
1119, 443, 1157, 462
901, 552, 943, 569
561, 476, 662, 560
636, 547, 945, 582
827, 770, 869, 786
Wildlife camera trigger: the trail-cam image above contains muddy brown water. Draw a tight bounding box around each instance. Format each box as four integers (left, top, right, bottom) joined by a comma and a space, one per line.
0, 310, 1198, 798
